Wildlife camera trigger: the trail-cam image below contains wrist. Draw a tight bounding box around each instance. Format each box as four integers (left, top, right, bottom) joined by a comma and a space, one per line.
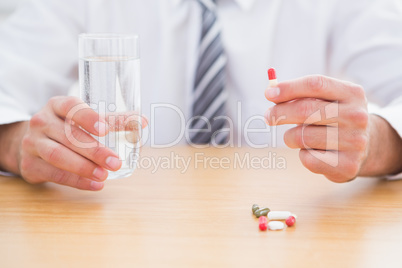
359, 114, 402, 177
0, 121, 29, 175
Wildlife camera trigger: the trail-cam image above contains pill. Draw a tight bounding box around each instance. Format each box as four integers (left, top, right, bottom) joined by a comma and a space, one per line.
252, 204, 259, 214
268, 68, 278, 87
268, 211, 292, 220
268, 221, 285, 231
255, 208, 270, 218
286, 216, 296, 227
259, 216, 268, 231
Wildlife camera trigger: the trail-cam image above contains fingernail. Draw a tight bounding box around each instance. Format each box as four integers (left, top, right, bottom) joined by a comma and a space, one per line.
94, 121, 108, 135
266, 87, 280, 99
90, 181, 104, 191
106, 156, 121, 170
93, 167, 108, 181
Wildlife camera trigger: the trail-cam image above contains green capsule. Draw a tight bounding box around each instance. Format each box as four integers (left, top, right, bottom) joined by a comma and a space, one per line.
252, 204, 260, 214
255, 208, 270, 218
254, 210, 263, 218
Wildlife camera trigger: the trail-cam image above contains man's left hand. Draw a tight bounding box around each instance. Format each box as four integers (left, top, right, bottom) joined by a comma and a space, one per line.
264, 75, 402, 182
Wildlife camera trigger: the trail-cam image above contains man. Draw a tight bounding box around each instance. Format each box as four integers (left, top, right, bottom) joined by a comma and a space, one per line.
1, 0, 402, 191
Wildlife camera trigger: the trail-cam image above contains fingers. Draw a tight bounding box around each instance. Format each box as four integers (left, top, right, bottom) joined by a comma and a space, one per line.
20, 155, 104, 191
33, 137, 110, 182
265, 75, 366, 104
284, 125, 339, 150
50, 96, 109, 136
264, 74, 370, 183
22, 96, 146, 191
265, 98, 369, 128
265, 98, 338, 126
299, 149, 362, 183
105, 112, 143, 131
284, 125, 368, 151
43, 115, 122, 171
50, 96, 147, 133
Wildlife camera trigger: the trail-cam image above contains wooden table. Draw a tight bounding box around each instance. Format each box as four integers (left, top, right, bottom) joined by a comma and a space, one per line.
1, 147, 402, 268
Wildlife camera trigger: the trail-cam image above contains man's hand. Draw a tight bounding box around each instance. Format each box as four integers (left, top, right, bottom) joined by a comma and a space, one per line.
265, 75, 402, 182
0, 96, 127, 191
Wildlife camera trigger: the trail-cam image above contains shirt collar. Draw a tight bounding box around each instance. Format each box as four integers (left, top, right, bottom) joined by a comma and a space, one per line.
172, 0, 256, 11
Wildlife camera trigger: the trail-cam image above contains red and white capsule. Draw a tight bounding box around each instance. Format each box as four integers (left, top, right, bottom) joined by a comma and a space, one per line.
286, 216, 296, 227
268, 68, 278, 87
268, 221, 285, 231
259, 216, 268, 231
268, 211, 293, 220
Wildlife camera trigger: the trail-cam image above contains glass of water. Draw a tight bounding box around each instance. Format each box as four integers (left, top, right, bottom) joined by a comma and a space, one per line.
78, 33, 141, 179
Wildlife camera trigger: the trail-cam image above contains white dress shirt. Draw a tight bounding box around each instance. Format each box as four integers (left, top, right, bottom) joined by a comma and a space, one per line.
1, 0, 402, 149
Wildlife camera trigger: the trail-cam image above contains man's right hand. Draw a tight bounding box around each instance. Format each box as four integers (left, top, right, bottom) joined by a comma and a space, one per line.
0, 96, 123, 191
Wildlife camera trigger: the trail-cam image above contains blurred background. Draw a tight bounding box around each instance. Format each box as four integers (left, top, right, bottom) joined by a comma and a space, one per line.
0, 0, 27, 23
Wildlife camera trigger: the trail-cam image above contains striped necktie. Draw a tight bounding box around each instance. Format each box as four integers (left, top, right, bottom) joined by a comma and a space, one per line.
190, 0, 229, 145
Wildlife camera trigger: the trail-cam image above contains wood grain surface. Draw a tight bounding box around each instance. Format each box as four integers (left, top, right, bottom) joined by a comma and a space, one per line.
1, 147, 402, 268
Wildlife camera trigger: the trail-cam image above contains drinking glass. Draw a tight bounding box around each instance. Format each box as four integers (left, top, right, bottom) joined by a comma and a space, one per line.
79, 33, 141, 179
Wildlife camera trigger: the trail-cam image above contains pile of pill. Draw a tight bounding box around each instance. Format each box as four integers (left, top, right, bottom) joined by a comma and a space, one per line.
252, 204, 297, 231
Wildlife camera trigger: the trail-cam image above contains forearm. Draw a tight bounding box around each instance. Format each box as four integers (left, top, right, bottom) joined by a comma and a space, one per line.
0, 121, 29, 175
359, 114, 402, 177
